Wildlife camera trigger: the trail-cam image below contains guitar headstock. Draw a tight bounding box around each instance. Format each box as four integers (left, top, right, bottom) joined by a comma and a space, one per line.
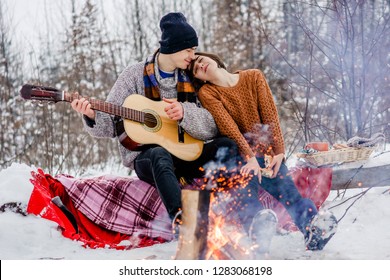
20, 84, 64, 103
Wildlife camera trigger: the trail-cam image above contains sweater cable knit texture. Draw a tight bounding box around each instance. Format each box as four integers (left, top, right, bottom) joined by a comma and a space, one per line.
198, 69, 285, 159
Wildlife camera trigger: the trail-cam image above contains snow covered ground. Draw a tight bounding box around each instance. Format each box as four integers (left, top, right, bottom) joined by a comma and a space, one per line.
1, 153, 390, 280
1, 152, 389, 261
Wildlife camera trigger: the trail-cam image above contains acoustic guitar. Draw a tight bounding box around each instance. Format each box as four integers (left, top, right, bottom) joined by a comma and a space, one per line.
20, 84, 204, 161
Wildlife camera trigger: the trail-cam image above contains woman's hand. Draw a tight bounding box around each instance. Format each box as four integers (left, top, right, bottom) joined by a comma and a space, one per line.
268, 153, 284, 178
241, 156, 262, 183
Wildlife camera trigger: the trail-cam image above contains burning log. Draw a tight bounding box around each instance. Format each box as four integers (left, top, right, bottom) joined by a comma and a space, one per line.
207, 236, 254, 260
174, 188, 255, 260
174, 189, 211, 260
174, 174, 259, 260
206, 209, 254, 260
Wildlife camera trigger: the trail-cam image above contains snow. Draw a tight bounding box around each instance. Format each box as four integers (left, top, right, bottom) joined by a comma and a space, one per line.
1, 152, 390, 280
1, 152, 390, 261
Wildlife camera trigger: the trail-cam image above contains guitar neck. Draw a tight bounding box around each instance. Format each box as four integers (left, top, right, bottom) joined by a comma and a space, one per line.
64, 92, 144, 122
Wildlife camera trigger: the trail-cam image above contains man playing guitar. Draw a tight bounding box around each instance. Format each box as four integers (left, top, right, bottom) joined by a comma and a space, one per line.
71, 12, 237, 226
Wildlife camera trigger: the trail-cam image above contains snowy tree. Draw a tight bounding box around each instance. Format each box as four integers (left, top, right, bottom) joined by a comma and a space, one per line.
1, 0, 388, 172
0, 2, 25, 169
265, 0, 390, 148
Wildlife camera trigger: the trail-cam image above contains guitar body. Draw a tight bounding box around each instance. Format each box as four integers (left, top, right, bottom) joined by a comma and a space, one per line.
122, 95, 203, 161
19, 84, 204, 161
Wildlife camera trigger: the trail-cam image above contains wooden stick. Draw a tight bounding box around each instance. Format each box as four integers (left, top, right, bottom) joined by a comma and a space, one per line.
174, 189, 210, 260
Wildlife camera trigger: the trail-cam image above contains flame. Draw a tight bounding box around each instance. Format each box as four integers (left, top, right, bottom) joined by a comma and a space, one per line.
185, 154, 258, 259
205, 190, 253, 260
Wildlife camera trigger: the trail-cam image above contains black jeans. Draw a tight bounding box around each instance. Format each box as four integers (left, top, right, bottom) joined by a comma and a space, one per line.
134, 137, 237, 220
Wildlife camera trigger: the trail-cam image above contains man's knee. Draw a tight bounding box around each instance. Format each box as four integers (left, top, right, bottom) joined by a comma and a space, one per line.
148, 146, 173, 164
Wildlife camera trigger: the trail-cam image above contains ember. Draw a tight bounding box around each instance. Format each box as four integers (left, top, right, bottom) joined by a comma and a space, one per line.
175, 165, 257, 260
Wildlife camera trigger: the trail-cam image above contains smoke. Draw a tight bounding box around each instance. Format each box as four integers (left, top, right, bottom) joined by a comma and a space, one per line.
269, 0, 390, 144
199, 144, 254, 192
244, 124, 273, 156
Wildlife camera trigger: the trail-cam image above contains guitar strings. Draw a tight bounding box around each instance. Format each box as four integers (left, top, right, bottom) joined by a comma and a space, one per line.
67, 94, 159, 124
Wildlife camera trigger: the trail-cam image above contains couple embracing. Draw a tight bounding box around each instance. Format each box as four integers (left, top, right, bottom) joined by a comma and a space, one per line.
71, 12, 337, 255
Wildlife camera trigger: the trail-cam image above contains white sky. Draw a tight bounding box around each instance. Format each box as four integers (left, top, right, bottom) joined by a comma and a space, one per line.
3, 0, 118, 76
5, 0, 65, 45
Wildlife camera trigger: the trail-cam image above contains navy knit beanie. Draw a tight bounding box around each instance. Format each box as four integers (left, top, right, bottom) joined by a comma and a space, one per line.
159, 12, 198, 54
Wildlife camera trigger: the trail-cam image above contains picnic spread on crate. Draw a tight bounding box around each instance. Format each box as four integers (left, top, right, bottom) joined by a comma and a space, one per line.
296, 133, 385, 167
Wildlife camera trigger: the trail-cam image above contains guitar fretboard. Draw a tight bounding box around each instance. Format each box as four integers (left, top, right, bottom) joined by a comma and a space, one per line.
64, 93, 144, 123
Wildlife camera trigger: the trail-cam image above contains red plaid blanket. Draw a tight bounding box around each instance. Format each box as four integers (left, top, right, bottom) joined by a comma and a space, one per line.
27, 167, 332, 250
57, 174, 172, 240
27, 169, 172, 250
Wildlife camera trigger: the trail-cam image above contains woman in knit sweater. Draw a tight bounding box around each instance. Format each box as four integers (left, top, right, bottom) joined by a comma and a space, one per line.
188, 52, 338, 251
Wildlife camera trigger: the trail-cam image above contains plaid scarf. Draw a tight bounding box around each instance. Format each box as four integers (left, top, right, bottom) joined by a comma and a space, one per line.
143, 50, 196, 103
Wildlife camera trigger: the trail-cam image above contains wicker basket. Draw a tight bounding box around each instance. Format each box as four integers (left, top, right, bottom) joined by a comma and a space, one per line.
296, 147, 375, 166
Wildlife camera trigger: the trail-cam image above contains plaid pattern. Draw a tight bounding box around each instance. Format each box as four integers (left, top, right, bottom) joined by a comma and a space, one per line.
57, 175, 173, 241
53, 167, 331, 242
143, 49, 196, 102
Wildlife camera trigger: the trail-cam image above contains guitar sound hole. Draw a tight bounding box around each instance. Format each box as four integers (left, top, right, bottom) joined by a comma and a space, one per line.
144, 113, 158, 128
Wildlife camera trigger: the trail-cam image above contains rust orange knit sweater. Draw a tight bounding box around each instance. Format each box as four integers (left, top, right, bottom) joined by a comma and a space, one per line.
198, 69, 285, 158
